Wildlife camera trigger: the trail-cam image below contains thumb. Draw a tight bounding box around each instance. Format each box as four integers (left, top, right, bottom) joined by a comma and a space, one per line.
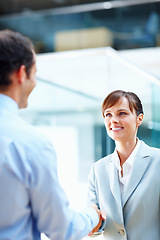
101, 210, 107, 220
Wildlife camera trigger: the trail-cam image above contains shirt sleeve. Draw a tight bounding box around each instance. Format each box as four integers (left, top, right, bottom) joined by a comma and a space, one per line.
13, 140, 99, 240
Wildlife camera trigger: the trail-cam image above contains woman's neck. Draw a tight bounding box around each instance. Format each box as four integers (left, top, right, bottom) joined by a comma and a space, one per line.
115, 138, 137, 166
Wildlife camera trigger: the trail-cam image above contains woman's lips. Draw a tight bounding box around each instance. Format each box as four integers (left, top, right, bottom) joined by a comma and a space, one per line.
111, 127, 123, 131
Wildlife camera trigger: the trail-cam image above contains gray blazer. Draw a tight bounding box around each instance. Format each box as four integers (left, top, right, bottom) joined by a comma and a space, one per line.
87, 140, 160, 240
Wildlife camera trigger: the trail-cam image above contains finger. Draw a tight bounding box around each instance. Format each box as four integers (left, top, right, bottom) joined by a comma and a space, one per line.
101, 210, 107, 220
88, 231, 93, 236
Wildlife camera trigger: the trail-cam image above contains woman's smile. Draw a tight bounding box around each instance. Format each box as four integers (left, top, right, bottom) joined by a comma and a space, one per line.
110, 126, 124, 132
104, 97, 140, 143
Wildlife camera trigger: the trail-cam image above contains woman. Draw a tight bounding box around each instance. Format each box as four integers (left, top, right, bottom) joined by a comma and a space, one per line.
87, 90, 160, 240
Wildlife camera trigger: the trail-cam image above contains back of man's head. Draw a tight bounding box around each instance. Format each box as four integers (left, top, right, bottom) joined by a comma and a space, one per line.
0, 30, 34, 90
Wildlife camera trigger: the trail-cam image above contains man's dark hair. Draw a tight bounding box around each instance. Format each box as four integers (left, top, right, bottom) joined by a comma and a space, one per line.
0, 30, 34, 90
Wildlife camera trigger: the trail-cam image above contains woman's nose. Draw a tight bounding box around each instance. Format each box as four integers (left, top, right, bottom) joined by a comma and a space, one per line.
111, 115, 119, 123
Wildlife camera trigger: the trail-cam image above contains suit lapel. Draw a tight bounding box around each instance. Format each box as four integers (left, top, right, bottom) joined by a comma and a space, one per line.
122, 141, 151, 207
107, 152, 122, 209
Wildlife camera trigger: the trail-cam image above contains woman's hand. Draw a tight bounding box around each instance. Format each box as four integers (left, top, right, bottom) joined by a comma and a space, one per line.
88, 204, 106, 236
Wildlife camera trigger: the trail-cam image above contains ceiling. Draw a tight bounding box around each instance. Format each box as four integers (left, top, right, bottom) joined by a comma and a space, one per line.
0, 0, 100, 15
0, 0, 159, 16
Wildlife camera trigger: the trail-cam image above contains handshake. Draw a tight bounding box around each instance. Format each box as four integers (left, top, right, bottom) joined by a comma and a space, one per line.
89, 204, 106, 236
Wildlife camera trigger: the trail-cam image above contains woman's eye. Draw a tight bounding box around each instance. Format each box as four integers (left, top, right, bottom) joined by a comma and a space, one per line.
105, 113, 111, 117
119, 112, 126, 116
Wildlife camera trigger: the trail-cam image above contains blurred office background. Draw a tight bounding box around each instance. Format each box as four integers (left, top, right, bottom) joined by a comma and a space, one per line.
0, 1, 160, 238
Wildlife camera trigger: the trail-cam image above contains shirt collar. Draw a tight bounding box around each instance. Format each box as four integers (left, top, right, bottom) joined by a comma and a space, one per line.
0, 94, 19, 114
114, 138, 141, 172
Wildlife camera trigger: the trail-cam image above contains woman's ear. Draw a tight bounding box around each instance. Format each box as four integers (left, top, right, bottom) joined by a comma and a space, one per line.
137, 114, 143, 126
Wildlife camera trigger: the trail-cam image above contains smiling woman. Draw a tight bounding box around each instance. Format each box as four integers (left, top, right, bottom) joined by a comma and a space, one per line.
102, 91, 143, 156
87, 89, 160, 240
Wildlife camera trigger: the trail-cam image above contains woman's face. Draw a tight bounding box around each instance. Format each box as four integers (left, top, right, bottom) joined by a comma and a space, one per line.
104, 97, 143, 143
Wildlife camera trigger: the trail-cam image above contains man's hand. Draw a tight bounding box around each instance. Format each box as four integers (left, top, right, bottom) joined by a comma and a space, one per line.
88, 204, 106, 236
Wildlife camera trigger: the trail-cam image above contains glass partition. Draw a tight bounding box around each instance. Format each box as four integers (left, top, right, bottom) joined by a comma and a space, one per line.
150, 83, 160, 147
0, 1, 159, 52
19, 47, 160, 214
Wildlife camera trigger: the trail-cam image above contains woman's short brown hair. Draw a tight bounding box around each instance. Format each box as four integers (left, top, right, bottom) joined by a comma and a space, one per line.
102, 90, 144, 117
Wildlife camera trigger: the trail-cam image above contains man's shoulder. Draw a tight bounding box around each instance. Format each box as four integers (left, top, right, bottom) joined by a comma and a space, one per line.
18, 123, 52, 148
1, 112, 52, 148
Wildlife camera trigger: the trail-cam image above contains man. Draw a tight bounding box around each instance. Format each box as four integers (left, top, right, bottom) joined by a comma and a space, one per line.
0, 30, 106, 240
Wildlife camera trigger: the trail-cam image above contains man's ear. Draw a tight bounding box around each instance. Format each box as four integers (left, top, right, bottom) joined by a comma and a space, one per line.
17, 65, 27, 84
137, 114, 143, 127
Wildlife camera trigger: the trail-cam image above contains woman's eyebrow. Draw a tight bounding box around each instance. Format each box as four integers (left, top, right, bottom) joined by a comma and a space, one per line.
117, 108, 129, 112
104, 108, 129, 113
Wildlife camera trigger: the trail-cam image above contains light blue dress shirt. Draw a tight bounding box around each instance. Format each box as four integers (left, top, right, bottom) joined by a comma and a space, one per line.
0, 94, 99, 240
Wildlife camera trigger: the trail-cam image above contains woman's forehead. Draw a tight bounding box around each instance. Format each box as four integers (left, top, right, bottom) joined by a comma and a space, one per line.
104, 97, 136, 114
106, 97, 128, 109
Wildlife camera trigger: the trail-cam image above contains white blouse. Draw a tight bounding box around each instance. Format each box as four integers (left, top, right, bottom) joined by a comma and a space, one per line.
114, 139, 141, 196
